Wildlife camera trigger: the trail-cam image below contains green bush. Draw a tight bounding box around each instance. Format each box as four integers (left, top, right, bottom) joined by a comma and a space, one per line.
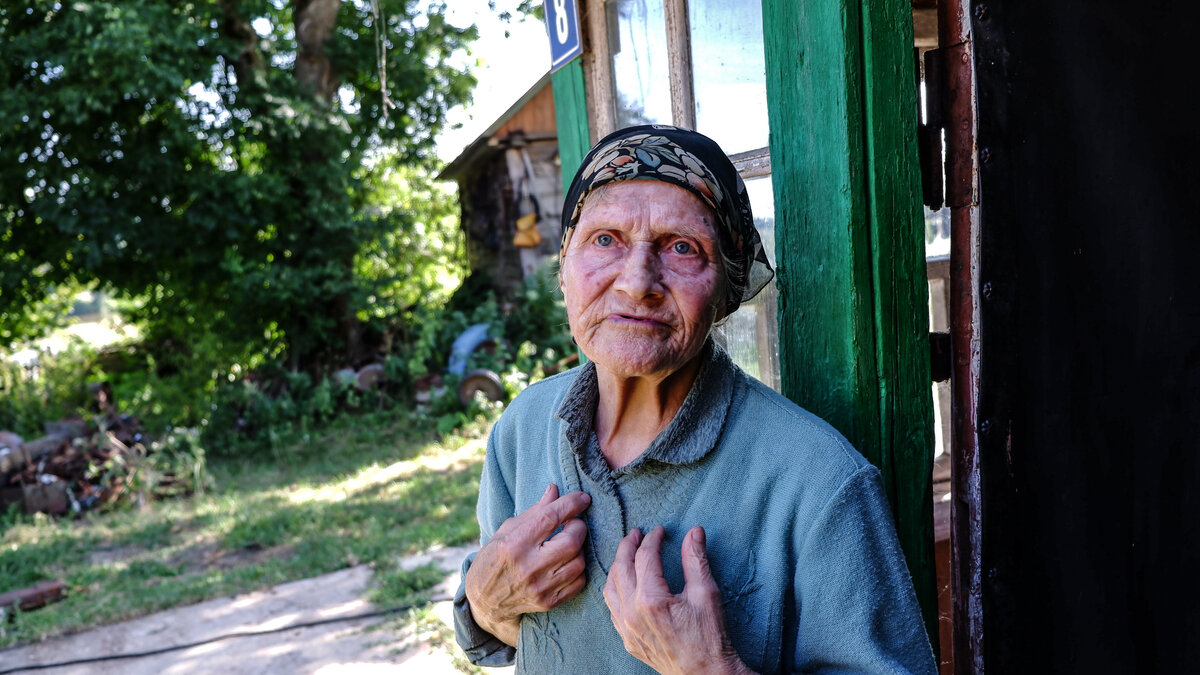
2, 263, 573, 461
0, 340, 99, 437
503, 264, 574, 360
202, 372, 346, 456
204, 265, 571, 454
143, 427, 210, 498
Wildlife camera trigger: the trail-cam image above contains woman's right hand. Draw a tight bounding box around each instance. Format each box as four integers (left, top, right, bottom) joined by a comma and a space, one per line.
464, 483, 591, 646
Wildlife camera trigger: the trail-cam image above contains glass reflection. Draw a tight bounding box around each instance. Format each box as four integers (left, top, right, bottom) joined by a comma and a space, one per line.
925, 205, 951, 259
716, 175, 779, 390
607, 0, 672, 128
688, 0, 769, 154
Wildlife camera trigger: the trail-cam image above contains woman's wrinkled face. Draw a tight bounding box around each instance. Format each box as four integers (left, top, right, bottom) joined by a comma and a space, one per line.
560, 180, 725, 380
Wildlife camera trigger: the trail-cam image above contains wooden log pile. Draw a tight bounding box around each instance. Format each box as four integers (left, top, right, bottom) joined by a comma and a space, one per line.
0, 416, 145, 516
0, 384, 146, 516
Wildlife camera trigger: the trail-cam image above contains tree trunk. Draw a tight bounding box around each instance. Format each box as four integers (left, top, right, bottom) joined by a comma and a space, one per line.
292, 0, 364, 370
294, 0, 341, 99
219, 0, 264, 89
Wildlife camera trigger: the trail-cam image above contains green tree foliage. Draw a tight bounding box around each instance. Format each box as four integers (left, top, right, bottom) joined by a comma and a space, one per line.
354, 160, 465, 328
0, 0, 476, 372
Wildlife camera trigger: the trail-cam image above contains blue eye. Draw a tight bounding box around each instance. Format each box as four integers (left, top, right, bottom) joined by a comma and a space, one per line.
673, 241, 693, 254
596, 234, 613, 246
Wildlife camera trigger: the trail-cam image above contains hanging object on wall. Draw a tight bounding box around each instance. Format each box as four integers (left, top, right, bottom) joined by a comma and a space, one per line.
513, 211, 541, 247
513, 172, 542, 247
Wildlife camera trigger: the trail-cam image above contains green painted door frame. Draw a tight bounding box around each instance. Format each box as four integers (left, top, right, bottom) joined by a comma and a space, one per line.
551, 61, 591, 203
552, 59, 591, 368
762, 0, 937, 645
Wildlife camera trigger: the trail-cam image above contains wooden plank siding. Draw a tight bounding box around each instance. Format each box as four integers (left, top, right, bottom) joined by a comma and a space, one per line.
495, 85, 559, 140
761, 0, 937, 647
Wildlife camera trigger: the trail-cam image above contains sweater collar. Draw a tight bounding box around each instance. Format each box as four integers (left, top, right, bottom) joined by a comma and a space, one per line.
555, 340, 737, 477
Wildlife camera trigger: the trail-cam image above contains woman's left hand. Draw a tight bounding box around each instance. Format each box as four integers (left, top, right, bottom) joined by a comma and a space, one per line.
603, 525, 756, 675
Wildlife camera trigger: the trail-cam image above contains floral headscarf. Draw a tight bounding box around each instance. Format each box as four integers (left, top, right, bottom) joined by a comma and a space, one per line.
561, 125, 774, 315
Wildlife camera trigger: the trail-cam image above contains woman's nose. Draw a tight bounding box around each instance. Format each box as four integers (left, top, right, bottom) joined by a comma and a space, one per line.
612, 245, 664, 300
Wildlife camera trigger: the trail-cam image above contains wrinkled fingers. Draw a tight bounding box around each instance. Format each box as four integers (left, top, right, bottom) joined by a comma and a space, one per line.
541, 514, 588, 557
607, 528, 643, 595
527, 490, 591, 537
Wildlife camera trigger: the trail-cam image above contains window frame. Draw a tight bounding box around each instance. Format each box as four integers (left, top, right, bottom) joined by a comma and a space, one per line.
582, 0, 772, 177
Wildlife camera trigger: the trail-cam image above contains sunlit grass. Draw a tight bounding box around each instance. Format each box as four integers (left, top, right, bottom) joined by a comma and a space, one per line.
0, 409, 494, 649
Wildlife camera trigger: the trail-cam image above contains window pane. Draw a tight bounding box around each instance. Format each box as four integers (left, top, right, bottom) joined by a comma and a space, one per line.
716, 175, 780, 390
743, 174, 777, 268
925, 206, 951, 259
687, 0, 769, 155
608, 0, 672, 128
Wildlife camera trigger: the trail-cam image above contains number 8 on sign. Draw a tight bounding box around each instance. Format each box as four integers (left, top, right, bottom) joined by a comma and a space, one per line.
544, 0, 582, 72
555, 0, 569, 43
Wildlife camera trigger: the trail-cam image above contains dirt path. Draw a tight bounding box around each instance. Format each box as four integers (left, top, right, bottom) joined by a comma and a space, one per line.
0, 544, 496, 674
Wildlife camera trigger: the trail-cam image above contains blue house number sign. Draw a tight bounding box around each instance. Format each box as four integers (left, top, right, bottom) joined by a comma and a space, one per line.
544, 0, 582, 72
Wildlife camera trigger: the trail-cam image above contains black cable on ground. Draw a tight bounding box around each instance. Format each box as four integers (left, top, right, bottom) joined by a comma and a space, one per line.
0, 595, 452, 674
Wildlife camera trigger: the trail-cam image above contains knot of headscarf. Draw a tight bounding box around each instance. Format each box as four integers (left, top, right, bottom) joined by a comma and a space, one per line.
560, 125, 774, 316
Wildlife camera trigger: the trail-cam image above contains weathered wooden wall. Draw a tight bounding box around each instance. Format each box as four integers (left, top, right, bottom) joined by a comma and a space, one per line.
496, 85, 558, 140
452, 77, 565, 298
458, 139, 562, 298
460, 152, 520, 292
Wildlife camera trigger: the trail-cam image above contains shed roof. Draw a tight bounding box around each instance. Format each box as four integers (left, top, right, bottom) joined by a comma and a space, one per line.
439, 72, 555, 181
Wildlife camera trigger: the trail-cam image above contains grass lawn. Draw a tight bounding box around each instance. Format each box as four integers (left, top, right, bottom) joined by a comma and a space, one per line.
0, 408, 493, 650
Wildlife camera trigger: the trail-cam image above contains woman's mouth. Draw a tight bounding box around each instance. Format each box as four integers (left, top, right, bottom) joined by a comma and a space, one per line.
608, 313, 668, 328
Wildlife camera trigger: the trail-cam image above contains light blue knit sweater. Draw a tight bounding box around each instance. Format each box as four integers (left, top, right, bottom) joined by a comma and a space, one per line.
454, 343, 936, 673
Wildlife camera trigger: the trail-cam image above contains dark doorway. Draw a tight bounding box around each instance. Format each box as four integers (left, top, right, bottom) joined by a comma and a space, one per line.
971, 2, 1200, 671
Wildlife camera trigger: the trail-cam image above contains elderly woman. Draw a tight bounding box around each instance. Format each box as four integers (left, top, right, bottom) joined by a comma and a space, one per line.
454, 125, 936, 674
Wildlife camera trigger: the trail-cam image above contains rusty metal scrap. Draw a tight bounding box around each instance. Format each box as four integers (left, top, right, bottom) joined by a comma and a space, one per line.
0, 409, 147, 515
0, 580, 66, 614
